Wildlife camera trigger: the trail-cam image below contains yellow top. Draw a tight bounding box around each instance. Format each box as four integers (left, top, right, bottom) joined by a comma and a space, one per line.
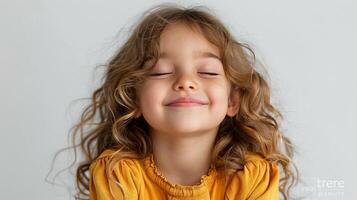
89, 149, 279, 200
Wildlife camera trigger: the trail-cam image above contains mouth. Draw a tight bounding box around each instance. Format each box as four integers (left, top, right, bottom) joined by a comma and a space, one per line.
165, 96, 208, 107
166, 102, 207, 107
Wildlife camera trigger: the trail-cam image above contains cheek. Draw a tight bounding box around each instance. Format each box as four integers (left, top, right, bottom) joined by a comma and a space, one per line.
138, 81, 166, 107
206, 83, 229, 107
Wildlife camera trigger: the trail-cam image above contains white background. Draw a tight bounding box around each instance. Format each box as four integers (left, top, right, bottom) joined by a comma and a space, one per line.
1, 0, 356, 199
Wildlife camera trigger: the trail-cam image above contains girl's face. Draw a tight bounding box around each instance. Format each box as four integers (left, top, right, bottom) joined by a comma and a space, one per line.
136, 22, 239, 138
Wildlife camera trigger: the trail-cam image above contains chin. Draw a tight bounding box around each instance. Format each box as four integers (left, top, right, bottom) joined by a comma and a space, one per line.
165, 123, 207, 133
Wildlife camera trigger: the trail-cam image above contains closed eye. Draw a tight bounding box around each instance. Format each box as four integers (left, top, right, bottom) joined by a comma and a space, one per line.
199, 72, 219, 76
149, 73, 172, 76
149, 72, 219, 76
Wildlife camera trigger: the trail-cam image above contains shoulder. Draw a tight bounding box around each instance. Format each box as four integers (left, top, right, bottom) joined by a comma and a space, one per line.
90, 149, 142, 174
243, 152, 279, 175
225, 152, 280, 199
89, 149, 143, 199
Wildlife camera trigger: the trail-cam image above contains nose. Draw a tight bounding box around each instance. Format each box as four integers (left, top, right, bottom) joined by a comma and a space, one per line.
173, 71, 198, 91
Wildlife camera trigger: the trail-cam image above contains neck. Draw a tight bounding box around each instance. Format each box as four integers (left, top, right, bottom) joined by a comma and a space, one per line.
150, 128, 218, 186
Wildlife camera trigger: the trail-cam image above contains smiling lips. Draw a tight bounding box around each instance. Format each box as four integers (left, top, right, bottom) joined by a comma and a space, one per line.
166, 97, 208, 107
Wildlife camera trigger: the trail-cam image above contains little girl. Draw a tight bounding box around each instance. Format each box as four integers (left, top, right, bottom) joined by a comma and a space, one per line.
71, 3, 298, 200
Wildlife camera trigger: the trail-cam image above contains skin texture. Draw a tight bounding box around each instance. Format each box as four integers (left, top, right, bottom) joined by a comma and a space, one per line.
135, 22, 240, 186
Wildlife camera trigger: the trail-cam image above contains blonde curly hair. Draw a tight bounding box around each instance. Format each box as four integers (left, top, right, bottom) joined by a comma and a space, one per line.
50, 3, 299, 200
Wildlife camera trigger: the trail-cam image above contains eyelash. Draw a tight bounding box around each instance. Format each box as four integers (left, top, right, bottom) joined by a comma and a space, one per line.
149, 72, 219, 76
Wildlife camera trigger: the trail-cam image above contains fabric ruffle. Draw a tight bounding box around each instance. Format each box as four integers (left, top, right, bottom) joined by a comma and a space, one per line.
143, 153, 216, 198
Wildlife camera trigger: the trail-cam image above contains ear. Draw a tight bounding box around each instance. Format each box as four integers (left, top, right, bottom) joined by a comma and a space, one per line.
226, 86, 240, 117
134, 109, 142, 118
134, 97, 142, 118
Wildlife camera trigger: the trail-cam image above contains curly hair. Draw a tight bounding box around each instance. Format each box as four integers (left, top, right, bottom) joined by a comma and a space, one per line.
50, 3, 299, 199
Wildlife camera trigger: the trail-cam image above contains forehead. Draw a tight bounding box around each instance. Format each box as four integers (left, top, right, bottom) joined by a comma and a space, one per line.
159, 51, 221, 61
158, 22, 221, 61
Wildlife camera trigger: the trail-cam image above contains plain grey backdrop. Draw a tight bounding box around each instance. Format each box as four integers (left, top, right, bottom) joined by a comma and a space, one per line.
1, 0, 356, 199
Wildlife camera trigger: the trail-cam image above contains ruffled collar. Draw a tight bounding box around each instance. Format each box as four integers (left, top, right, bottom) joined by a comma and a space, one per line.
142, 153, 217, 198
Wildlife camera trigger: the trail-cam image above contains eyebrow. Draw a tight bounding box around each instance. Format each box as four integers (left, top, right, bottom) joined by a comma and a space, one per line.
159, 51, 221, 61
